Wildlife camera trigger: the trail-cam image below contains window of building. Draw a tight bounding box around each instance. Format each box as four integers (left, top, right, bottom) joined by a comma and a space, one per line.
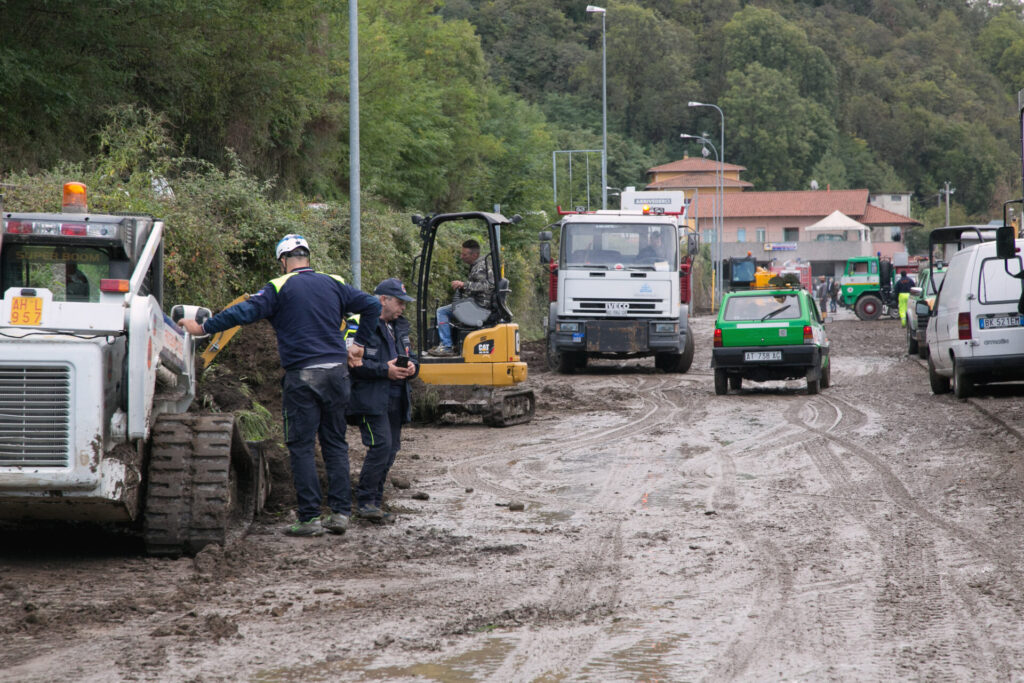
756, 228, 766, 242
783, 227, 799, 242
701, 228, 716, 244
736, 228, 746, 243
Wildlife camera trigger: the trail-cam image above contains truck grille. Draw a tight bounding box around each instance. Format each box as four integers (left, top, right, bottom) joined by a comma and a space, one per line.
572, 299, 664, 315
0, 366, 71, 467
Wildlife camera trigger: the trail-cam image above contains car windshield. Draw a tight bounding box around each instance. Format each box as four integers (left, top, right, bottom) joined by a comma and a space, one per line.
723, 294, 803, 321
562, 222, 677, 270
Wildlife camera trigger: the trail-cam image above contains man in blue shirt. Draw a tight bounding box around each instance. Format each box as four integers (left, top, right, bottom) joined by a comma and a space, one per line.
348, 278, 417, 522
182, 234, 381, 537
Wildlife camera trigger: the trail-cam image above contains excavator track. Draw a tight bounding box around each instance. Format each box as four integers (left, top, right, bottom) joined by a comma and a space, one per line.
144, 414, 263, 556
485, 388, 536, 427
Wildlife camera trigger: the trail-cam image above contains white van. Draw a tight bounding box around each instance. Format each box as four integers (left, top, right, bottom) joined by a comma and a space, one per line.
925, 238, 1024, 398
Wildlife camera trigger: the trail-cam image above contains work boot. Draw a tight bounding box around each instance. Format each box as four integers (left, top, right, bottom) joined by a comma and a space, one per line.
355, 504, 392, 523
321, 512, 349, 535
285, 516, 324, 537
428, 346, 454, 357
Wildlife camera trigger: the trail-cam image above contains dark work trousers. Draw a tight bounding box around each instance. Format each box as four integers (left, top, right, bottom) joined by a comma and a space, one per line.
282, 364, 352, 522
355, 392, 404, 508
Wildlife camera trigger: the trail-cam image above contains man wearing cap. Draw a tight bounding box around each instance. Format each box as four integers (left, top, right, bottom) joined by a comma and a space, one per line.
182, 234, 381, 538
347, 278, 418, 521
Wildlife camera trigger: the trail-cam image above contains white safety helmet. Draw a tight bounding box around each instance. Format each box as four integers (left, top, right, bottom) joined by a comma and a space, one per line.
275, 234, 310, 260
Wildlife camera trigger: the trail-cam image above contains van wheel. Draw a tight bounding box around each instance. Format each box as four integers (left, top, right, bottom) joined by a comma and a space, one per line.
952, 360, 973, 400
728, 375, 742, 390
855, 295, 883, 321
928, 355, 950, 394
820, 357, 831, 389
907, 326, 919, 355
714, 369, 728, 395
806, 372, 820, 395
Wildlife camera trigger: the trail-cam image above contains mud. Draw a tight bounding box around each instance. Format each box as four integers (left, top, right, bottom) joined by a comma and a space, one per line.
5, 309, 1024, 680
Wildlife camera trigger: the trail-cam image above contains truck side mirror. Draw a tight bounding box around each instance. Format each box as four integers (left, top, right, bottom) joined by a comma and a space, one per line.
540, 242, 551, 265
538, 231, 553, 241
687, 233, 700, 256
996, 225, 1017, 259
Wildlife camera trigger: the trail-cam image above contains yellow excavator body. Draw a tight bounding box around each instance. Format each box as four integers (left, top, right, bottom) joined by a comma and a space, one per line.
418, 323, 527, 387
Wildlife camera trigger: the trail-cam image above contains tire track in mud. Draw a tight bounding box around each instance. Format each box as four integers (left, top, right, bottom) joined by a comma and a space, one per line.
786, 395, 1014, 678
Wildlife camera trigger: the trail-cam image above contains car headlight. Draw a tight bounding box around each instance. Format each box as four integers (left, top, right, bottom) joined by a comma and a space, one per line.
653, 322, 678, 334
557, 322, 580, 332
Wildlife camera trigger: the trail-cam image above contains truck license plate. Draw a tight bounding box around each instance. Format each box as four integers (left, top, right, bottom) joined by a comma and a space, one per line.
10, 296, 43, 326
605, 302, 629, 315
980, 315, 1022, 329
745, 351, 782, 362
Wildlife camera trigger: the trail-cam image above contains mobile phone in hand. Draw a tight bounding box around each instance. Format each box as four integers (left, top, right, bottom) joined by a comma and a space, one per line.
395, 355, 409, 367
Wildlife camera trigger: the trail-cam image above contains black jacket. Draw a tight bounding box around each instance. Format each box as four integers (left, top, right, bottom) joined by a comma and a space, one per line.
348, 315, 415, 422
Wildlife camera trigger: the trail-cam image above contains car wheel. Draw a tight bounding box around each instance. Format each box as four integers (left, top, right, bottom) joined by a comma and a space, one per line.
806, 376, 820, 395
729, 375, 742, 391
907, 326, 919, 355
952, 359, 973, 400
855, 294, 883, 321
928, 354, 950, 394
820, 356, 831, 389
714, 369, 728, 395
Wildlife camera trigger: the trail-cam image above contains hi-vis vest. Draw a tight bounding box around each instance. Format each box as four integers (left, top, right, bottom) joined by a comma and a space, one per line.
270, 270, 360, 338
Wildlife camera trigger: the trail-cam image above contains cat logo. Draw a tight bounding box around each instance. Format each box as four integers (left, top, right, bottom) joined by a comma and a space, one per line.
475, 339, 495, 355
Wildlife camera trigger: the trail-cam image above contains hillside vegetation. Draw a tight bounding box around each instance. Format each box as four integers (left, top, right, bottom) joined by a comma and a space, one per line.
3, 0, 1024, 332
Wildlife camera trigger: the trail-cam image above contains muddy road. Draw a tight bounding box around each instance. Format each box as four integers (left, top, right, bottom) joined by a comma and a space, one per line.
5, 312, 1024, 681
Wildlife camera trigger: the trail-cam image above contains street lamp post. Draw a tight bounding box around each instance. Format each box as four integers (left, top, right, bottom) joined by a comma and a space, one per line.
688, 101, 724, 305
681, 133, 720, 310
587, 5, 607, 210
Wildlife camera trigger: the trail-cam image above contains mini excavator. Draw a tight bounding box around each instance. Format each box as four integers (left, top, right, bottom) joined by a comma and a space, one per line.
411, 211, 535, 427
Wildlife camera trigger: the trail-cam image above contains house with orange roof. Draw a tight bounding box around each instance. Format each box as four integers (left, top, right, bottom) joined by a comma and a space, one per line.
643, 155, 920, 278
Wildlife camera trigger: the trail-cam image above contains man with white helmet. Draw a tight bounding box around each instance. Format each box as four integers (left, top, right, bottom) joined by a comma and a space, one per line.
182, 234, 381, 537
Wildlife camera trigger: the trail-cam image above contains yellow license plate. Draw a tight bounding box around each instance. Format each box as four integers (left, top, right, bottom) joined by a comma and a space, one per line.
10, 296, 43, 326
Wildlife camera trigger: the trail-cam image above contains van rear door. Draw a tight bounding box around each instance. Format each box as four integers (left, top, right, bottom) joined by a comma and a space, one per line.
971, 248, 1024, 357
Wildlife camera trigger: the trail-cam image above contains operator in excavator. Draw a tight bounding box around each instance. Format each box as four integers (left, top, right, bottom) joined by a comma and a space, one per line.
428, 238, 494, 356
181, 234, 381, 538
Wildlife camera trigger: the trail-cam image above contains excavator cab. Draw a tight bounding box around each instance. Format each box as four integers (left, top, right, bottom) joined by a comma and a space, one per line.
411, 211, 535, 426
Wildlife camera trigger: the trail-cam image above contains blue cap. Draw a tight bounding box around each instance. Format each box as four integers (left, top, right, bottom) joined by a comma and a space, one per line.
374, 277, 415, 302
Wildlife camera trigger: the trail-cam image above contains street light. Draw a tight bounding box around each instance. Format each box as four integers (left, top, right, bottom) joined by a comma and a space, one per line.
587, 5, 607, 210
688, 101, 724, 305
681, 133, 721, 310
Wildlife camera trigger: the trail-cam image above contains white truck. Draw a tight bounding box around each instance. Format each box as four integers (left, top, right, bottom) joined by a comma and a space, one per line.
0, 183, 267, 555
539, 189, 697, 374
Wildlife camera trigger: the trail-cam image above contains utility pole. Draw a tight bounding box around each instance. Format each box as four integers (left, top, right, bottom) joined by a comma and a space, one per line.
940, 181, 955, 227
349, 0, 362, 288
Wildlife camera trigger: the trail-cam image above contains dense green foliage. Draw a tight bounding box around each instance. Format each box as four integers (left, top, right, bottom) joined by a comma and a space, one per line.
5, 0, 1024, 333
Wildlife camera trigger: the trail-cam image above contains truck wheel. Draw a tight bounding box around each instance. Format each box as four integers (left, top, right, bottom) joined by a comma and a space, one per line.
952, 359, 973, 400
714, 369, 728, 395
855, 295, 883, 321
545, 332, 561, 372
558, 351, 579, 374
144, 414, 261, 556
928, 355, 950, 394
907, 326, 919, 355
728, 375, 742, 391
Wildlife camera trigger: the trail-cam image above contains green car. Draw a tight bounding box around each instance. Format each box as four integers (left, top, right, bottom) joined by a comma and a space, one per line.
711, 288, 831, 395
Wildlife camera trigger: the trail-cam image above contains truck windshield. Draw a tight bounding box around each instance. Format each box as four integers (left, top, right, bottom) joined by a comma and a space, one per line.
1, 244, 111, 303
562, 223, 677, 270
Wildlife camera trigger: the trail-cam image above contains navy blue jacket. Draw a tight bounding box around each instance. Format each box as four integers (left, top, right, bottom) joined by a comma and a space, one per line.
202, 267, 381, 371
348, 314, 414, 422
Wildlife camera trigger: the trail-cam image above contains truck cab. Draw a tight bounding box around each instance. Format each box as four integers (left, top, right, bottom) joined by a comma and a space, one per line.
540, 190, 696, 374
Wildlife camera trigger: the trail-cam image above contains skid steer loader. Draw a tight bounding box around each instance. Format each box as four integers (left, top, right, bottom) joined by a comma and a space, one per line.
412, 211, 535, 427
0, 182, 268, 555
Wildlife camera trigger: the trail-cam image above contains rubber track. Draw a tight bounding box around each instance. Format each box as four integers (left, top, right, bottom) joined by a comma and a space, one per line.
144, 414, 234, 556
485, 388, 536, 427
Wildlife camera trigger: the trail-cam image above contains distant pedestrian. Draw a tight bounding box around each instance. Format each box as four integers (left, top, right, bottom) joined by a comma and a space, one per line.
348, 278, 417, 523
816, 276, 829, 314
894, 270, 915, 327
828, 277, 839, 312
